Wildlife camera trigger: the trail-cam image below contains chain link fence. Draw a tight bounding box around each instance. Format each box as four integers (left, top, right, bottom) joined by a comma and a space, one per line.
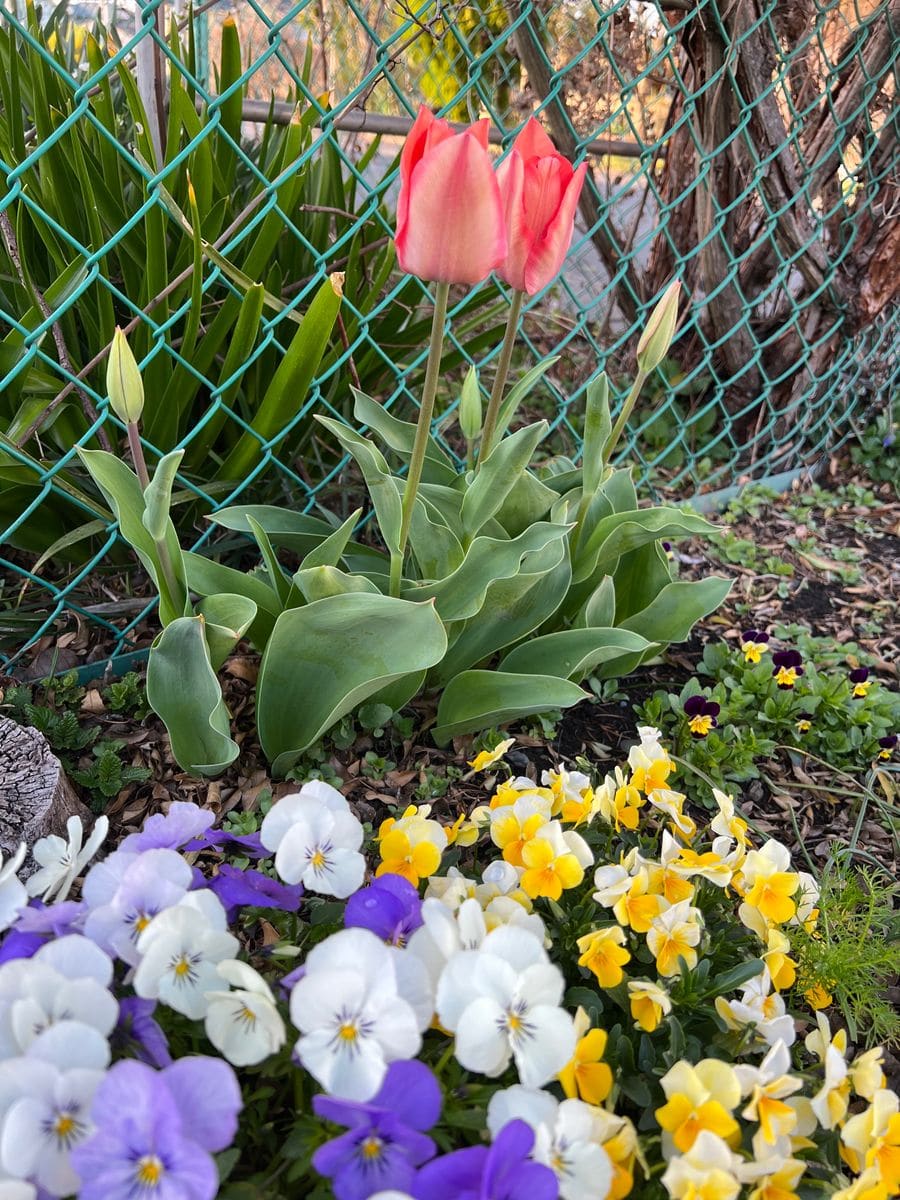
1, 0, 897, 666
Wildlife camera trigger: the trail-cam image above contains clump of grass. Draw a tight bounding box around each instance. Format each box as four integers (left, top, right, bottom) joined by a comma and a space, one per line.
792, 864, 900, 1047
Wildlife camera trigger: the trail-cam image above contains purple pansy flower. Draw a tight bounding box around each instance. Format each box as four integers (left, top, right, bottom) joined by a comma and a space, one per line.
413, 1119, 558, 1200
209, 864, 304, 921
115, 997, 173, 1068
344, 875, 423, 946
313, 1061, 440, 1200
71, 1056, 241, 1200
185, 827, 268, 859
683, 695, 720, 739
0, 899, 87, 964
119, 802, 216, 853
772, 649, 803, 689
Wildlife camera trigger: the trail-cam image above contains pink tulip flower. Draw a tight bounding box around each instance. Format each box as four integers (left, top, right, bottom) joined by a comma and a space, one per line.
395, 107, 507, 286
496, 118, 587, 295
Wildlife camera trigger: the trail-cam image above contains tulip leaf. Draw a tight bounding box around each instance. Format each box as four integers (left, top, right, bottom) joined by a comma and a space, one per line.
300, 509, 363, 570
78, 448, 186, 625
146, 616, 239, 775
613, 542, 671, 622
183, 552, 280, 648
294, 565, 380, 603
574, 575, 617, 628
492, 470, 558, 537
247, 515, 292, 608
257, 594, 448, 774
352, 388, 457, 485
581, 372, 612, 494
141, 450, 184, 543
211, 505, 384, 564
500, 627, 652, 682
408, 498, 464, 580
405, 521, 570, 621
316, 416, 403, 556
462, 421, 547, 537
194, 593, 258, 670
621, 577, 734, 644
573, 507, 716, 584
432, 537, 571, 683
433, 670, 587, 744
494, 356, 560, 441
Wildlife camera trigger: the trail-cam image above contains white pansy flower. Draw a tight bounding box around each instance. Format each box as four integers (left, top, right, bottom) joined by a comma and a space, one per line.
714, 969, 796, 1049
0, 936, 117, 1059
661, 1130, 741, 1200
437, 925, 575, 1088
0, 846, 27, 935
733, 1040, 803, 1146
260, 785, 365, 898
82, 848, 193, 965
289, 928, 422, 1101
0, 1057, 102, 1196
487, 1086, 614, 1200
592, 862, 632, 906
204, 959, 286, 1066
26, 816, 109, 903
0, 1183, 37, 1199
134, 892, 239, 1019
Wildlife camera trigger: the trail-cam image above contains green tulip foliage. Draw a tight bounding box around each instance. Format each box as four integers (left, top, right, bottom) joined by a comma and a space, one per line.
79, 289, 730, 777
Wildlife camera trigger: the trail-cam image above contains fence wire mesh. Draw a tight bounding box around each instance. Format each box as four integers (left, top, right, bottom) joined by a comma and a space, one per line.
0, 0, 897, 665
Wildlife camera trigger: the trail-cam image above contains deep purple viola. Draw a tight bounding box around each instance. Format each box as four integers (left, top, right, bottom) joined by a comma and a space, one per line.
740, 629, 770, 663
209, 863, 303, 921
413, 1119, 558, 1200
344, 874, 423, 946
683, 695, 720, 739
772, 649, 803, 689
849, 667, 871, 698
313, 1060, 441, 1200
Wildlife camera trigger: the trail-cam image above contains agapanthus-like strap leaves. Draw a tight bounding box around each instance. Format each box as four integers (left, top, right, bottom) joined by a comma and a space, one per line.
573, 507, 717, 584
461, 420, 547, 537
257, 593, 448, 775
352, 387, 457, 485
316, 417, 404, 558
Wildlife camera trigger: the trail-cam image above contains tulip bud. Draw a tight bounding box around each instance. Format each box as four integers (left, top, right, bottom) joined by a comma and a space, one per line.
636, 280, 681, 375
458, 366, 482, 441
106, 327, 144, 424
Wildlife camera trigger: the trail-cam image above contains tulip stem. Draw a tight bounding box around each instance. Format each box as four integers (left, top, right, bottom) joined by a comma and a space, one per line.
391, 280, 451, 598
479, 288, 524, 463
127, 420, 151, 492
602, 369, 647, 466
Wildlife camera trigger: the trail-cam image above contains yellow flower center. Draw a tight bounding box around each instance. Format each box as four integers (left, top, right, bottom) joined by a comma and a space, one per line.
54, 1113, 76, 1139
338, 1022, 358, 1042
135, 1155, 164, 1187
310, 849, 326, 870
360, 1136, 383, 1160
134, 913, 151, 933
238, 1005, 257, 1026
173, 957, 192, 978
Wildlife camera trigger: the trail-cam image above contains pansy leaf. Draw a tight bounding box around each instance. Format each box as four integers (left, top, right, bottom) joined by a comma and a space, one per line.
433, 670, 587, 745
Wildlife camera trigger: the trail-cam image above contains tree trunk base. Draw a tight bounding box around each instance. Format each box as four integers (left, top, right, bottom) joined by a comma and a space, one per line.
0, 716, 90, 874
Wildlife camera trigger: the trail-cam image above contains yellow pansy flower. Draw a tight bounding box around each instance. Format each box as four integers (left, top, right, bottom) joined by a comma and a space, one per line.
520, 827, 585, 901
577, 925, 631, 988
627, 978, 672, 1032
468, 737, 515, 771
656, 1060, 742, 1154
613, 871, 664, 933
558, 1007, 613, 1105
646, 900, 703, 977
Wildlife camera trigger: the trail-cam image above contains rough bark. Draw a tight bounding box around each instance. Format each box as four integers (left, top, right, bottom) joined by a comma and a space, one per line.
0, 717, 89, 867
